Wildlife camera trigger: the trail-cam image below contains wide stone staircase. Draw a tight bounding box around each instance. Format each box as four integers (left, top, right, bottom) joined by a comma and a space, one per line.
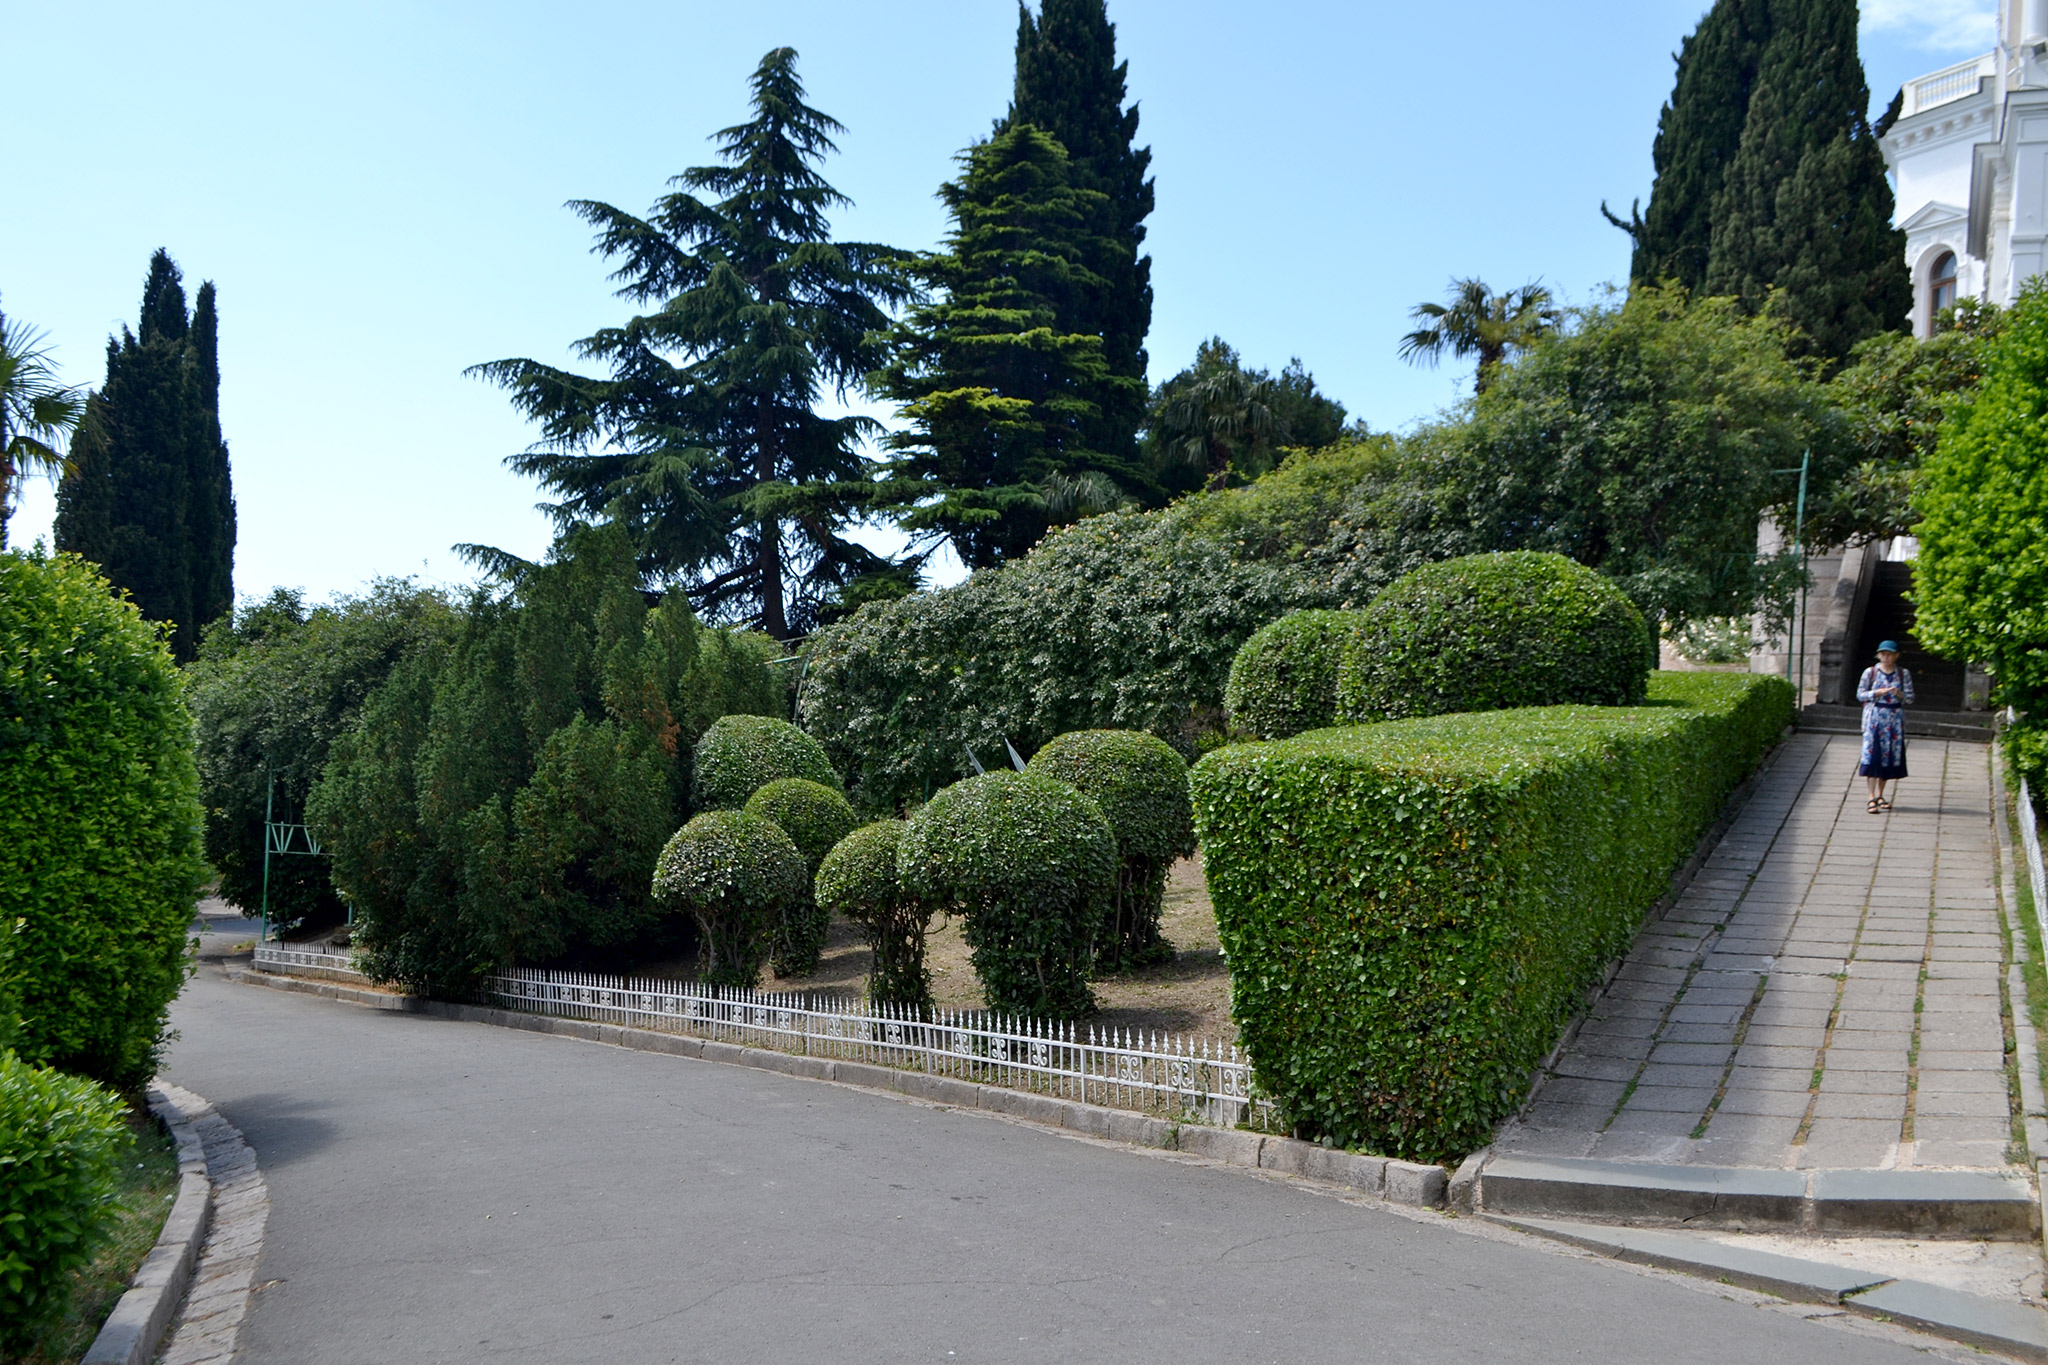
1799, 560, 1993, 742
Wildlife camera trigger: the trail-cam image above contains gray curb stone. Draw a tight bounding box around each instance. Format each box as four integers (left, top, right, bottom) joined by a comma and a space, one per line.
78, 1086, 214, 1365
152, 1082, 271, 1365
232, 965, 1454, 1210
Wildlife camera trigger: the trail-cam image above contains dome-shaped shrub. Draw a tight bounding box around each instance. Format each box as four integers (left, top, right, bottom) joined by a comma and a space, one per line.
1224, 610, 1366, 740
815, 820, 936, 1013
691, 714, 839, 812
652, 810, 808, 988
1025, 730, 1194, 971
745, 777, 858, 977
899, 772, 1114, 1018
1336, 552, 1650, 723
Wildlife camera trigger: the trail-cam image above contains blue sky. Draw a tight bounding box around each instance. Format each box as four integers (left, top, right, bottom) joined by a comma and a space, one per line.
3, 1, 1996, 603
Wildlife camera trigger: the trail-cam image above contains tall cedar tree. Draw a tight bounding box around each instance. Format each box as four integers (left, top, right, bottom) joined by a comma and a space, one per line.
1608, 0, 1772, 289
875, 126, 1146, 570
998, 0, 1154, 476
471, 49, 913, 639
55, 250, 236, 661
1704, 0, 1908, 362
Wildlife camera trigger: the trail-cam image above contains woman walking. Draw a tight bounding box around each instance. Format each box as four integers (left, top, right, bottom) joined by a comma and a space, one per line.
1858, 641, 1914, 813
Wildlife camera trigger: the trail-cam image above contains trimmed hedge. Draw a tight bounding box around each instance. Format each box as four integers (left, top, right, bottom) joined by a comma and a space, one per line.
1192, 670, 1793, 1161
652, 811, 808, 988
0, 1051, 129, 1350
1224, 610, 1365, 740
692, 714, 840, 812
1025, 730, 1195, 971
1335, 551, 1651, 724
815, 820, 936, 1012
744, 778, 858, 977
899, 773, 1114, 1018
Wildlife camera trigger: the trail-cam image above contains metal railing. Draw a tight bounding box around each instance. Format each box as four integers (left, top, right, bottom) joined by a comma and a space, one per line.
1906, 54, 1995, 118
253, 948, 1273, 1129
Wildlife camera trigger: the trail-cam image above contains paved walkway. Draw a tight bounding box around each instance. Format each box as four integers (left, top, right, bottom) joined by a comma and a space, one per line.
1500, 732, 2022, 1171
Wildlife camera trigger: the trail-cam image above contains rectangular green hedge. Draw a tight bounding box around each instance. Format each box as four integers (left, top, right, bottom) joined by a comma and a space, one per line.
1191, 670, 1794, 1162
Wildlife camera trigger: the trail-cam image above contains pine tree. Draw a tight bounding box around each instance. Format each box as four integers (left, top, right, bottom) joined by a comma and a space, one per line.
1704, 0, 1908, 361
54, 250, 236, 662
1608, 0, 1772, 289
999, 0, 1153, 473
874, 125, 1146, 570
471, 49, 912, 640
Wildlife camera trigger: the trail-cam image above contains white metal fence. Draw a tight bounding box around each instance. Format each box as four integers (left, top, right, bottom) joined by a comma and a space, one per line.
253, 948, 1273, 1129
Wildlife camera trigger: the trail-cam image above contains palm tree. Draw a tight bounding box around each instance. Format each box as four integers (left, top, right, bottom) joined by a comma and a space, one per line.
1398, 279, 1560, 393
1149, 338, 1287, 490
0, 303, 87, 549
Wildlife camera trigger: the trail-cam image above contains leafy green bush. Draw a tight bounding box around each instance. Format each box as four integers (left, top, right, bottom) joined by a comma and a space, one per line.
693, 715, 840, 812
652, 810, 808, 989
1024, 730, 1194, 971
0, 1050, 129, 1350
1223, 610, 1366, 740
899, 773, 1114, 1017
1336, 551, 1650, 724
1193, 670, 1793, 1160
744, 778, 857, 977
814, 820, 936, 1012
0, 549, 205, 1087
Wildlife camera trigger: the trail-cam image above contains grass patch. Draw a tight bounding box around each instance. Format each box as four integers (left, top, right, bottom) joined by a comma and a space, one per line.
1, 1106, 180, 1365
2001, 753, 2048, 1158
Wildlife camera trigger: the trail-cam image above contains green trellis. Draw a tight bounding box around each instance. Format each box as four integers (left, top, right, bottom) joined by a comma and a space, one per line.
260, 771, 326, 943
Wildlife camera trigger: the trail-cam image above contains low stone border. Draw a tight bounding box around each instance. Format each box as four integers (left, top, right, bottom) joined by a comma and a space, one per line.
77, 1086, 212, 1365
151, 1082, 270, 1365
230, 963, 1452, 1210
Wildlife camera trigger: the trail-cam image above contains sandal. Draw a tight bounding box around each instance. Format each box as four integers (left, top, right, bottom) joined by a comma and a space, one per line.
1867, 798, 1882, 814
1878, 796, 1893, 811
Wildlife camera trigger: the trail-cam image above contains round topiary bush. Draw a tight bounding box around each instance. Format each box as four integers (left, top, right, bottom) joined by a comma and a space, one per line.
814, 820, 937, 1014
1025, 730, 1194, 972
899, 772, 1114, 1018
1335, 551, 1650, 723
1224, 610, 1366, 740
652, 810, 808, 988
691, 714, 840, 812
0, 548, 205, 1088
744, 777, 859, 978
0, 1049, 128, 1352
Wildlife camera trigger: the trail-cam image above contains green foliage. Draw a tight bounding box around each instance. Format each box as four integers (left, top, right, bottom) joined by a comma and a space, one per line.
1224, 609, 1366, 740
0, 548, 203, 1087
1336, 553, 1651, 723
744, 777, 857, 976
187, 581, 456, 931
1192, 670, 1794, 1160
0, 300, 88, 549
1397, 281, 1560, 395
54, 250, 235, 662
1914, 281, 2048, 798
899, 772, 1114, 1017
1025, 729, 1193, 971
1145, 338, 1349, 494
652, 810, 808, 989
814, 820, 935, 1012
694, 715, 840, 813
469, 48, 915, 639
0, 1052, 129, 1350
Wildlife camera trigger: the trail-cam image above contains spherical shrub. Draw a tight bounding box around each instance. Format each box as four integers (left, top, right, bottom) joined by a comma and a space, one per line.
745, 778, 858, 977
1025, 730, 1194, 971
815, 820, 936, 1013
652, 810, 808, 988
0, 1050, 128, 1351
1224, 610, 1366, 740
899, 772, 1114, 1018
691, 714, 840, 812
0, 549, 205, 1087
1336, 551, 1650, 723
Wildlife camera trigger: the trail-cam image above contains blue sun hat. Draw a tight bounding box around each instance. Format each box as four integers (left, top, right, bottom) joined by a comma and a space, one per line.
1877, 641, 1901, 654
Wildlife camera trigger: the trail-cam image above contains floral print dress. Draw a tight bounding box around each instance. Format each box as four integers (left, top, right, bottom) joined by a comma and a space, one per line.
1857, 665, 1914, 780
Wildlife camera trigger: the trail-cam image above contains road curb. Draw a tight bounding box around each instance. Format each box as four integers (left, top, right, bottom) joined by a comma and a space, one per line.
149, 1083, 271, 1365
77, 1085, 214, 1365
229, 963, 1452, 1210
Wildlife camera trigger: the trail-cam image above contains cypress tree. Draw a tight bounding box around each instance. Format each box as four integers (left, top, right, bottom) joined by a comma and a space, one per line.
875, 126, 1147, 570
55, 250, 237, 661
1704, 0, 1908, 361
998, 0, 1153, 473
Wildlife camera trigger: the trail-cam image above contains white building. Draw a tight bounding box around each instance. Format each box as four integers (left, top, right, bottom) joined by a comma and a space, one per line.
1883, 0, 2048, 336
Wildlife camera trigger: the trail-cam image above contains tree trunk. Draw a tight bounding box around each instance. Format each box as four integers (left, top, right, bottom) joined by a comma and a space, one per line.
0, 445, 14, 550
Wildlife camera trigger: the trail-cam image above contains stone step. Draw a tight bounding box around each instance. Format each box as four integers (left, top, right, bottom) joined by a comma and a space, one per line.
1797, 704, 1994, 742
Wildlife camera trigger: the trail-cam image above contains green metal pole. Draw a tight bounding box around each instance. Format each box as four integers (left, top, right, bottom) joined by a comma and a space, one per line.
1794, 448, 1810, 701
260, 772, 274, 946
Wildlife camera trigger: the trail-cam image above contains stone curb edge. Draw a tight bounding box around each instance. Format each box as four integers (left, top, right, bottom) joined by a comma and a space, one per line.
228, 964, 1451, 1210
77, 1085, 214, 1365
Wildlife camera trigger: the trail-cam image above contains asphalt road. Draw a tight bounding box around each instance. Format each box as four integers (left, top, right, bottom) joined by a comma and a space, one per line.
163, 969, 1948, 1364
